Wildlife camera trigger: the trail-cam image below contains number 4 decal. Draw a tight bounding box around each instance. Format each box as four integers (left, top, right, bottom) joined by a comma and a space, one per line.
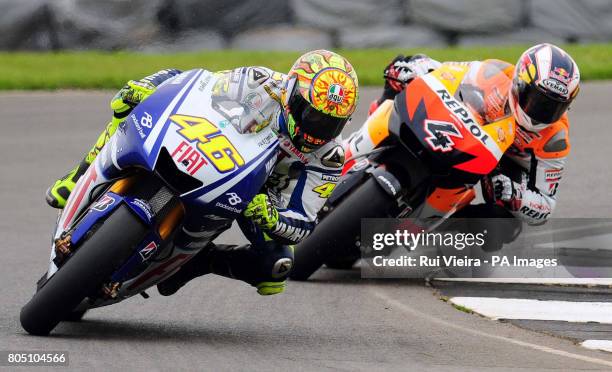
424, 119, 463, 152
312, 182, 336, 198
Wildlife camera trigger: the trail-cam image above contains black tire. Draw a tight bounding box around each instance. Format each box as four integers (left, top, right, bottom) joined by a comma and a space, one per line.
62, 310, 88, 322
20, 205, 148, 335
324, 257, 359, 270
291, 177, 395, 281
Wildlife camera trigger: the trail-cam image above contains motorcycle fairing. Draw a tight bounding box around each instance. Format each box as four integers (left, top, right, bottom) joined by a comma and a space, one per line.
48, 69, 281, 297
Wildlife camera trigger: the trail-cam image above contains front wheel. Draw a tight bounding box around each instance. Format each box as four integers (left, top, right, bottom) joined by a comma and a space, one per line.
291, 177, 396, 281
20, 205, 148, 335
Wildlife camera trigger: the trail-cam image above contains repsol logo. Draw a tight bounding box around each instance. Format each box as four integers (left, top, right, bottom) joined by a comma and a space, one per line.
435, 89, 489, 146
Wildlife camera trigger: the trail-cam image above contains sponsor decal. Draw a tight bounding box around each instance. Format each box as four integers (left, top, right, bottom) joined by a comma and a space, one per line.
281, 139, 309, 164
377, 175, 397, 195
225, 192, 242, 206
257, 132, 275, 147
139, 241, 158, 261
497, 127, 506, 143
514, 125, 540, 145
272, 221, 308, 242
440, 71, 456, 81
93, 194, 115, 212
327, 83, 345, 104
545, 168, 562, 182
131, 113, 147, 139
271, 258, 293, 278
551, 67, 571, 85
248, 67, 269, 88
140, 112, 153, 129
310, 68, 357, 117
244, 92, 263, 110
486, 87, 505, 118
528, 201, 551, 212
132, 198, 154, 220
548, 182, 559, 196
519, 206, 550, 220
352, 158, 369, 172
543, 78, 568, 97
170, 140, 208, 175
215, 201, 243, 214
321, 174, 340, 182
198, 75, 212, 91
435, 89, 490, 145
170, 114, 244, 173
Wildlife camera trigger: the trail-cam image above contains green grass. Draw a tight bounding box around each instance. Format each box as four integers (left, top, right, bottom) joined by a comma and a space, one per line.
1, 43, 611, 90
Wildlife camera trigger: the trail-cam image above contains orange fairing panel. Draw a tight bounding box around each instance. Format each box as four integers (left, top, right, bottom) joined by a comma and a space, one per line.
426, 187, 476, 214
366, 99, 393, 147
407, 76, 502, 176
482, 116, 516, 155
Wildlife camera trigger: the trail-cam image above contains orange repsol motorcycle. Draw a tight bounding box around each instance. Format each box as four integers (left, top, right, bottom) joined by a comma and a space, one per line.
290, 62, 516, 280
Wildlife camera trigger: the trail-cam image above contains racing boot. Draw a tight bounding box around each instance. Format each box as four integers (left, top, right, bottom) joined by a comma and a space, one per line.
45, 119, 119, 208
206, 241, 292, 296
157, 242, 293, 296
157, 248, 214, 296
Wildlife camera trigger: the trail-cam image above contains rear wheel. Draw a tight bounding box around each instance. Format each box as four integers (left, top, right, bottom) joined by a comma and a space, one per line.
20, 205, 148, 335
291, 177, 396, 281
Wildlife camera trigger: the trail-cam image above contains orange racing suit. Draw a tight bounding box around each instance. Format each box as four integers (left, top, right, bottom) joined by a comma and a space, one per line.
360, 59, 570, 225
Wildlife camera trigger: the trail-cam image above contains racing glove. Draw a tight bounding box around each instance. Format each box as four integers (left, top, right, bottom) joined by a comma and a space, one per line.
488, 173, 526, 212
110, 80, 157, 127
244, 194, 279, 230
383, 54, 441, 98
109, 69, 182, 127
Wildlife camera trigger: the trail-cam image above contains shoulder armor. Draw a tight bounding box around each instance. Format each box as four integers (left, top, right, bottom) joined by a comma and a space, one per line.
534, 115, 570, 159
247, 67, 270, 88
320, 144, 345, 168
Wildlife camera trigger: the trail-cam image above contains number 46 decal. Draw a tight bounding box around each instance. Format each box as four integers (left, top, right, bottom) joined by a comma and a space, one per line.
170, 114, 245, 173
423, 119, 463, 152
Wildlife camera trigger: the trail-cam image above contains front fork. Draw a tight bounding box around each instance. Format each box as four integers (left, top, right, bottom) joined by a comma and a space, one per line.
46, 173, 185, 292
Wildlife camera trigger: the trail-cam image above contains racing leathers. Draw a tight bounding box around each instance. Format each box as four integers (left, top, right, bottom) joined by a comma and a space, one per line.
48, 67, 345, 295
366, 56, 570, 226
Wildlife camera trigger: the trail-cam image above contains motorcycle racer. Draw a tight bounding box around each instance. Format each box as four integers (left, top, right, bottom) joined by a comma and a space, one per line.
353, 44, 579, 226
45, 50, 358, 296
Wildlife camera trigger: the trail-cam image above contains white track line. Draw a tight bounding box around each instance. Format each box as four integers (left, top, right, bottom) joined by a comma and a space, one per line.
435, 278, 612, 285
449, 297, 612, 323
582, 340, 612, 353
371, 290, 612, 368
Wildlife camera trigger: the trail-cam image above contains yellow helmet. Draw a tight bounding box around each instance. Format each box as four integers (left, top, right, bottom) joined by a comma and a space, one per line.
284, 50, 359, 152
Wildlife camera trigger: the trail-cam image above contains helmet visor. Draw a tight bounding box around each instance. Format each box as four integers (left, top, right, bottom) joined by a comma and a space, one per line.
516, 81, 570, 125
288, 88, 348, 143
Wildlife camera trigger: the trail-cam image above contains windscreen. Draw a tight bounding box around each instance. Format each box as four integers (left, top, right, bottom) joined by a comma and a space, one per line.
454, 61, 513, 126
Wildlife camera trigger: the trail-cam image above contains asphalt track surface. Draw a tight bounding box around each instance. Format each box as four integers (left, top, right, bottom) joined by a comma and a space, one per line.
1, 84, 612, 371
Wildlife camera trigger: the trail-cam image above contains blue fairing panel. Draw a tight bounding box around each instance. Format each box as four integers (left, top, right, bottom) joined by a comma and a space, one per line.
111, 69, 203, 173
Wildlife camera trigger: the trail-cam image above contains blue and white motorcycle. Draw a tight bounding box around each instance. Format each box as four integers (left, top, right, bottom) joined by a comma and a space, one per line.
20, 69, 280, 335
